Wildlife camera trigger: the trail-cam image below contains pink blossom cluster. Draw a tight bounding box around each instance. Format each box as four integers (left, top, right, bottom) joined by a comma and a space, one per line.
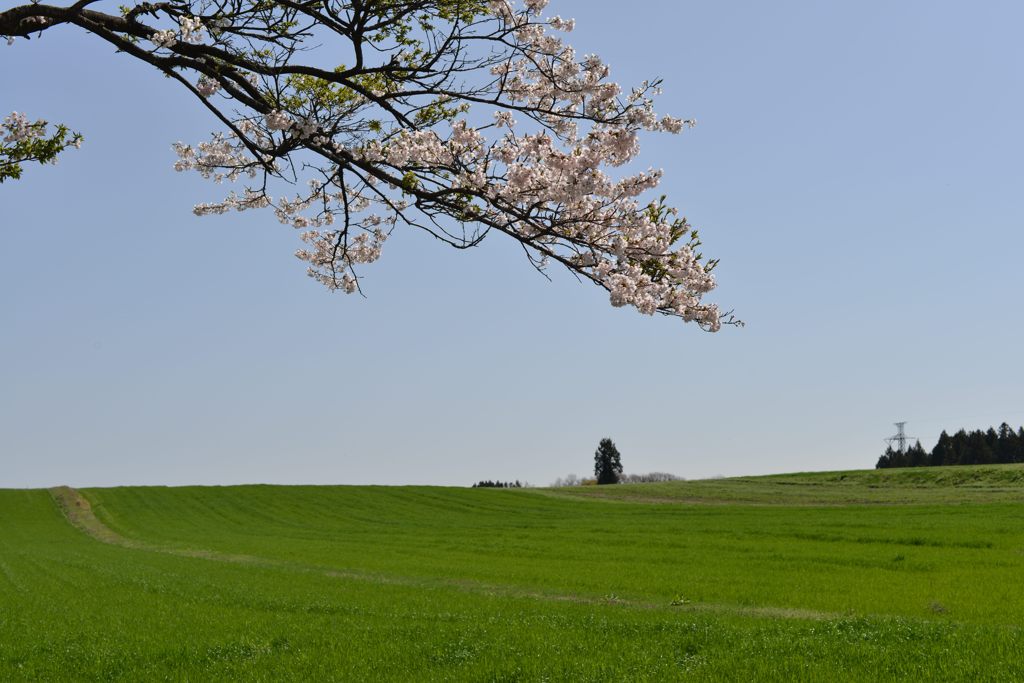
196, 76, 220, 98
149, 15, 204, 49
3, 111, 40, 143
173, 133, 260, 183
150, 29, 176, 48
3, 110, 82, 149
178, 15, 204, 44
264, 110, 293, 131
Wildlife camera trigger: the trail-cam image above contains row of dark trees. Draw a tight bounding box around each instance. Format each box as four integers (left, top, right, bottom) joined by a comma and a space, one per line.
876, 423, 1024, 469
471, 480, 524, 488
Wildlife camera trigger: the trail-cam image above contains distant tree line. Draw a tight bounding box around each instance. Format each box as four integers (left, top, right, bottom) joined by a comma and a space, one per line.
551, 472, 682, 487
471, 480, 524, 488
877, 423, 1024, 469
618, 472, 682, 484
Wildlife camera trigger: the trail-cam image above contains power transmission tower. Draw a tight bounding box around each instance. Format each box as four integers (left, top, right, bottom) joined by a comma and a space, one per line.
885, 421, 915, 453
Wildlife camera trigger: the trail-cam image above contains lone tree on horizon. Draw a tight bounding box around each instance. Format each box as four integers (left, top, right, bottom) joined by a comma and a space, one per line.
2, 0, 737, 330
594, 438, 622, 485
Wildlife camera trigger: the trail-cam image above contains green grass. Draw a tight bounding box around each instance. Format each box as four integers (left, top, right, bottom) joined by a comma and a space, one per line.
2, 466, 1024, 680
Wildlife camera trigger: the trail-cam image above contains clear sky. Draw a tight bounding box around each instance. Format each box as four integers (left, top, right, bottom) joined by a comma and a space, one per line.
3, 1, 1023, 488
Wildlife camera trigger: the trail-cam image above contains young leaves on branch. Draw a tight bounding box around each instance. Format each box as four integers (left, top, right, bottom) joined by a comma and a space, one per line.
0, 112, 82, 183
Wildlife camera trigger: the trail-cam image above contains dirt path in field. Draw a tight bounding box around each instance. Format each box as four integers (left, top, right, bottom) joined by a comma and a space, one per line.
49, 485, 295, 565
48, 485, 839, 622
50, 486, 144, 547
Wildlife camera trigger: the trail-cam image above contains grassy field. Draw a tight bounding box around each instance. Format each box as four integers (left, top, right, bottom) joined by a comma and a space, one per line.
2, 466, 1024, 680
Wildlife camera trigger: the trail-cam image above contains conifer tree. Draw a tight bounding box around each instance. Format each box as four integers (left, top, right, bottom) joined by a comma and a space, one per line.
930, 431, 953, 467
907, 440, 927, 467
876, 446, 897, 469
996, 423, 1016, 463
594, 438, 623, 485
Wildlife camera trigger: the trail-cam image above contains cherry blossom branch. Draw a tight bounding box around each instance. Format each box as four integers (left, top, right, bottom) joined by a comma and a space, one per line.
2, 0, 740, 330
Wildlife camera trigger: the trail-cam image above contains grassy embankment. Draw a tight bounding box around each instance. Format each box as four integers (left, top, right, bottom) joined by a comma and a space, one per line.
2, 464, 1024, 680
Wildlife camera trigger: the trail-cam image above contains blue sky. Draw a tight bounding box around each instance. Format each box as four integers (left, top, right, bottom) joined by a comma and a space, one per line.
3, 0, 1023, 487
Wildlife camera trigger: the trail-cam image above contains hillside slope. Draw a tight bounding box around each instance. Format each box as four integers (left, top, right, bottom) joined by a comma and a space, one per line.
544, 463, 1024, 505
78, 471, 1024, 623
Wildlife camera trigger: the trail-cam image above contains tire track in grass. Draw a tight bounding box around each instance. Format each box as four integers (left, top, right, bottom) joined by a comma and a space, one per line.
48, 485, 842, 622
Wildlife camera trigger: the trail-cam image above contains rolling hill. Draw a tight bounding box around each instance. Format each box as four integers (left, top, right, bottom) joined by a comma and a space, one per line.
2, 465, 1024, 680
